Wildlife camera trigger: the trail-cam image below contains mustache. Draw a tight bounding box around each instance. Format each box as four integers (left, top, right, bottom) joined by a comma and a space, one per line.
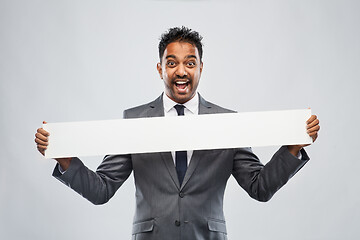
172, 75, 192, 82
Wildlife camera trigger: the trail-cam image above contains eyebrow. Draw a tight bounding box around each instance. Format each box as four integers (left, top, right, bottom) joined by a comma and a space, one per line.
185, 55, 197, 59
165, 55, 198, 60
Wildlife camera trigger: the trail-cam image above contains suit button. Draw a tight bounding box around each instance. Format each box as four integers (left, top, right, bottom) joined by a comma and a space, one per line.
179, 192, 185, 198
175, 220, 181, 226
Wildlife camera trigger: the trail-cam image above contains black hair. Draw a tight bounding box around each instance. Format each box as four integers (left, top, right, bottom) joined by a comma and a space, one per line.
158, 26, 203, 62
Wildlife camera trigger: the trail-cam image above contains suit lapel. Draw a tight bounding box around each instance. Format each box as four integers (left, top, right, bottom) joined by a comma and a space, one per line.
180, 93, 213, 190
180, 150, 203, 190
160, 152, 181, 190
198, 93, 213, 115
146, 94, 165, 118
147, 94, 181, 189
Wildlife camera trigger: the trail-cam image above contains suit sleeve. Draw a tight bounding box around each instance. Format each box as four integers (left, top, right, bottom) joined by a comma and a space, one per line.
53, 154, 133, 205
232, 146, 309, 202
52, 110, 134, 204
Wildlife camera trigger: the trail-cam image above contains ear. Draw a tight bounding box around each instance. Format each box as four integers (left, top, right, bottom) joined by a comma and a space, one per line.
200, 61, 203, 74
157, 62, 163, 79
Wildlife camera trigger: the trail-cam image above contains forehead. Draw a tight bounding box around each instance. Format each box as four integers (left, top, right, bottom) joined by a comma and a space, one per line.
163, 41, 200, 60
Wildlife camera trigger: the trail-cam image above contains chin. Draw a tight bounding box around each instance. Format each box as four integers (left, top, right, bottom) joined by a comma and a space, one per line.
167, 88, 195, 103
175, 94, 193, 103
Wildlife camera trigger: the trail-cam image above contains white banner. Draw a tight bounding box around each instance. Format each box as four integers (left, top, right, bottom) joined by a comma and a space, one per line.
43, 109, 312, 158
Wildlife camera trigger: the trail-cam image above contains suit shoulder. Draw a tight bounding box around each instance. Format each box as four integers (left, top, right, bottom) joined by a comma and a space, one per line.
123, 102, 151, 119
200, 96, 236, 114
207, 101, 236, 113
123, 95, 162, 119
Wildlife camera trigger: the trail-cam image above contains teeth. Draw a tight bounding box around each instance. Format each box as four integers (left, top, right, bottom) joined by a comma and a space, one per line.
176, 81, 187, 84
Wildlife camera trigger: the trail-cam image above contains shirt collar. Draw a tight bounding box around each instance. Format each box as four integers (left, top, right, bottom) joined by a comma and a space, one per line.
163, 92, 199, 114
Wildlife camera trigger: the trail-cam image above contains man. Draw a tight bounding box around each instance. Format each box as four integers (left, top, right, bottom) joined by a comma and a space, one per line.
35, 26, 320, 240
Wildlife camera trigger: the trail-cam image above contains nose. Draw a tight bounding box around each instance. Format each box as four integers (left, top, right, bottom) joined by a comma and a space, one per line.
175, 64, 187, 77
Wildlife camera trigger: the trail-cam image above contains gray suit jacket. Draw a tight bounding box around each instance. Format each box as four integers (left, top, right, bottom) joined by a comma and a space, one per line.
53, 93, 309, 240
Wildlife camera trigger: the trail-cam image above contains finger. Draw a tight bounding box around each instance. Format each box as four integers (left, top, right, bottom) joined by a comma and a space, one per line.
309, 130, 318, 136
37, 145, 47, 150
306, 115, 317, 124
307, 125, 320, 134
306, 119, 320, 129
37, 145, 45, 151
35, 137, 48, 146
308, 131, 319, 139
37, 127, 49, 136
35, 132, 48, 142
43, 121, 47, 124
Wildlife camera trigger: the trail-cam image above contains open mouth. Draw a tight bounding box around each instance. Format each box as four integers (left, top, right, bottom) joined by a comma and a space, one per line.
175, 80, 189, 92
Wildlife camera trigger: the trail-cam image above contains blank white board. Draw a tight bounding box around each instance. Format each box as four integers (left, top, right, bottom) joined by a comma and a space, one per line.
44, 109, 312, 158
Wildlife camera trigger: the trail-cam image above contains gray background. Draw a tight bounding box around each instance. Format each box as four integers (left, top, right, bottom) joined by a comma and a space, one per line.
1, 0, 359, 239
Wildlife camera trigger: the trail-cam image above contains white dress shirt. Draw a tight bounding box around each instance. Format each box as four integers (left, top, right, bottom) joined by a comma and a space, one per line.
163, 92, 199, 166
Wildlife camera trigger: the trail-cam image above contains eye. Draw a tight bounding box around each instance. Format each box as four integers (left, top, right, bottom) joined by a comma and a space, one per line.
187, 61, 196, 67
167, 61, 176, 67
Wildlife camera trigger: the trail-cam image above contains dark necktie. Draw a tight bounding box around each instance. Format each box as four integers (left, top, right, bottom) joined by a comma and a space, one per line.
174, 104, 187, 185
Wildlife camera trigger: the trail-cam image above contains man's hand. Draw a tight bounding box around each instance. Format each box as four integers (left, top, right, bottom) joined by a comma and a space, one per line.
35, 121, 72, 170
287, 114, 320, 156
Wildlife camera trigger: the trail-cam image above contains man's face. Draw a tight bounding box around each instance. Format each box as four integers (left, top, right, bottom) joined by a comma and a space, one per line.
157, 41, 203, 104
